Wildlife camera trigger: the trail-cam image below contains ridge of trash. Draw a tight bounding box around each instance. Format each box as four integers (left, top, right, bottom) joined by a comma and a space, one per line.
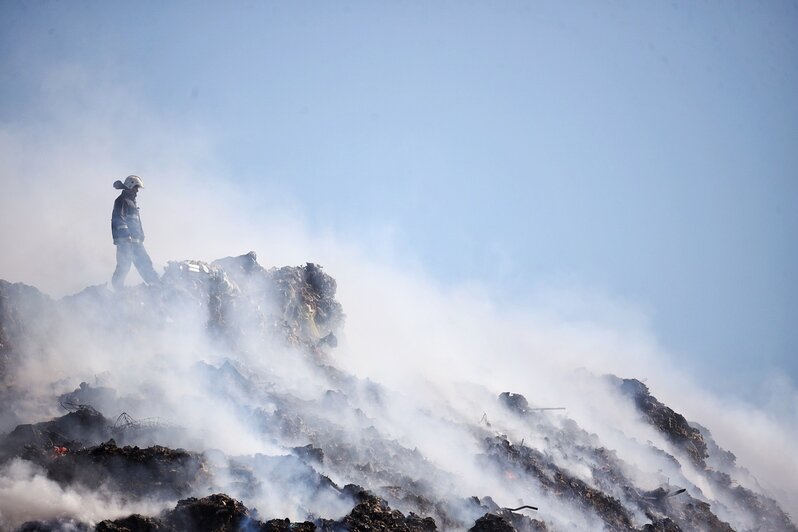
1, 253, 795, 531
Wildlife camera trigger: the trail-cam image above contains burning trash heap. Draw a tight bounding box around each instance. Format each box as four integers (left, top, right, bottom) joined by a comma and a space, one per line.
0, 253, 794, 531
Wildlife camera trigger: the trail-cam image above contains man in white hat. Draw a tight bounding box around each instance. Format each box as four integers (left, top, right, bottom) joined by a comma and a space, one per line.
110, 175, 160, 290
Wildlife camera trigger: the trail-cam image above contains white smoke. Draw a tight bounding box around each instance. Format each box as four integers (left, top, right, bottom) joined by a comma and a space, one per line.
1, 63, 797, 529
0, 459, 168, 530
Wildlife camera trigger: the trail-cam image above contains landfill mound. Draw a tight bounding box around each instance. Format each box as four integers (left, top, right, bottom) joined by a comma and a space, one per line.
0, 254, 794, 531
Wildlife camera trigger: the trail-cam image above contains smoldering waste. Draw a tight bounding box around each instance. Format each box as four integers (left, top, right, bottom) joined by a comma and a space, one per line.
0, 253, 794, 531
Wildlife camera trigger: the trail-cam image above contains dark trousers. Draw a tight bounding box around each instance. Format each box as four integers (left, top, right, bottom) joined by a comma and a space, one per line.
112, 240, 159, 290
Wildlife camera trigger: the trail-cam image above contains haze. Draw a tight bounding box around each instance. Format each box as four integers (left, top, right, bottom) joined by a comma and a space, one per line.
1, 2, 796, 407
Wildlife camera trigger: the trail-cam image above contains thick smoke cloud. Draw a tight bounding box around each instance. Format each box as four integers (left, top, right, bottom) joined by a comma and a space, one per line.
333, 260, 798, 518
1, 65, 796, 528
0, 459, 166, 529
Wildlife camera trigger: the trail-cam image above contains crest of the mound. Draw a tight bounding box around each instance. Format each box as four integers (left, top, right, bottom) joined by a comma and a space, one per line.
1, 252, 343, 376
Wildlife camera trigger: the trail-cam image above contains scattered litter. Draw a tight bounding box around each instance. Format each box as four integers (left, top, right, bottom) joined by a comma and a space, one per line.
59, 401, 101, 416
502, 505, 538, 512
111, 412, 172, 435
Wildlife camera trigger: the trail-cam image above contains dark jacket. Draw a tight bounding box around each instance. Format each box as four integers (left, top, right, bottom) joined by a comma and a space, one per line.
111, 190, 145, 243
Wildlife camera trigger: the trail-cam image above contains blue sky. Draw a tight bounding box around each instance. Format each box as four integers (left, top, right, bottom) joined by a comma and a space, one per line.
1, 1, 797, 402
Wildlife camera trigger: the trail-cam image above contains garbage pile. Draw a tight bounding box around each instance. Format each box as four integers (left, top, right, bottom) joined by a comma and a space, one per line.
610, 377, 708, 468
469, 512, 548, 532
0, 406, 207, 501
208, 252, 344, 350
0, 254, 795, 531
610, 377, 795, 532
22, 488, 437, 531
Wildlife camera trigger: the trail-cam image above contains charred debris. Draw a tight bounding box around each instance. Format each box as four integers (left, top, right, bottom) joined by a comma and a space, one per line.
1, 253, 795, 531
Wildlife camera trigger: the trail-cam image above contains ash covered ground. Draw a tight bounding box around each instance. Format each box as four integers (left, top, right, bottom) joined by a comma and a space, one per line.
0, 253, 794, 531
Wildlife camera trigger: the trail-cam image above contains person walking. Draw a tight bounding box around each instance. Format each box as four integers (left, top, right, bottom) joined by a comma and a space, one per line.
111, 175, 160, 290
